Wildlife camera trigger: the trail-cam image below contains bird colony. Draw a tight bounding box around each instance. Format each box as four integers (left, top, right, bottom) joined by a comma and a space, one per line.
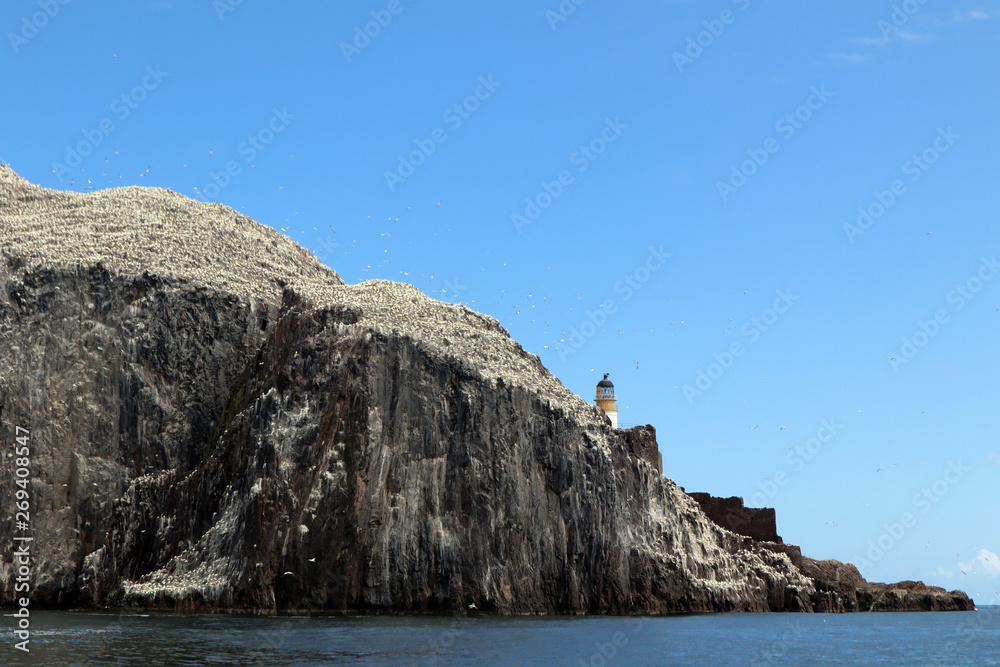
0, 165, 592, 419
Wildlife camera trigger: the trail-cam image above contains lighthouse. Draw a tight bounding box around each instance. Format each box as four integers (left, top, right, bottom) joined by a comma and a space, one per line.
595, 373, 618, 428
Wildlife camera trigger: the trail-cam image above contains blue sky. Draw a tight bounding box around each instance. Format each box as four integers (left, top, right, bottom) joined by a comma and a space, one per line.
3, 0, 999, 603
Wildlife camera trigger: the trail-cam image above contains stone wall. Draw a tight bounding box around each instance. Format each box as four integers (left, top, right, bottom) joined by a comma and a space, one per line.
686, 493, 782, 543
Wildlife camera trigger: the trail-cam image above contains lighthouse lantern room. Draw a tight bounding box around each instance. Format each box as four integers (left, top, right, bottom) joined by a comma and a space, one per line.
595, 373, 618, 428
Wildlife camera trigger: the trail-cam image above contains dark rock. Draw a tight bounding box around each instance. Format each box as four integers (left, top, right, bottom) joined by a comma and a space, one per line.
757, 543, 974, 612
620, 425, 662, 474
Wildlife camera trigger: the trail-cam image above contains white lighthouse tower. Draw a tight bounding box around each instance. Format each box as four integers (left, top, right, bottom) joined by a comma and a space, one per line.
595, 373, 618, 428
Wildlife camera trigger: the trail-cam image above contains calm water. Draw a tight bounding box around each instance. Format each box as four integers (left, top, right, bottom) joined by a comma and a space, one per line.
3, 608, 997, 665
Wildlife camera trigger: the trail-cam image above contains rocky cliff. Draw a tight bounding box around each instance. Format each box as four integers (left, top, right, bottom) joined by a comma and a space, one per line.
0, 167, 972, 614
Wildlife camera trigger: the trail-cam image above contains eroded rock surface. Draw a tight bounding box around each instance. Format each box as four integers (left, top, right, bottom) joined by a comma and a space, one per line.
762, 544, 973, 612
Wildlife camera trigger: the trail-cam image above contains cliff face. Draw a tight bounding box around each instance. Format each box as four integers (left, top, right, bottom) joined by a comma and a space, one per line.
0, 272, 810, 613
0, 167, 972, 613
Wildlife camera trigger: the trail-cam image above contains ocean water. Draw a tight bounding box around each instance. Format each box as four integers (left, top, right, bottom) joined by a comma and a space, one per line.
4, 607, 998, 666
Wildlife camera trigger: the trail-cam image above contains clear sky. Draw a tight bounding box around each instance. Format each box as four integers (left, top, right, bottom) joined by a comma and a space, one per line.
3, 0, 998, 604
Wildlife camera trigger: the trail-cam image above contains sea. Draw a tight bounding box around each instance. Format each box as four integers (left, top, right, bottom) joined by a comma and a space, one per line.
4, 607, 998, 666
